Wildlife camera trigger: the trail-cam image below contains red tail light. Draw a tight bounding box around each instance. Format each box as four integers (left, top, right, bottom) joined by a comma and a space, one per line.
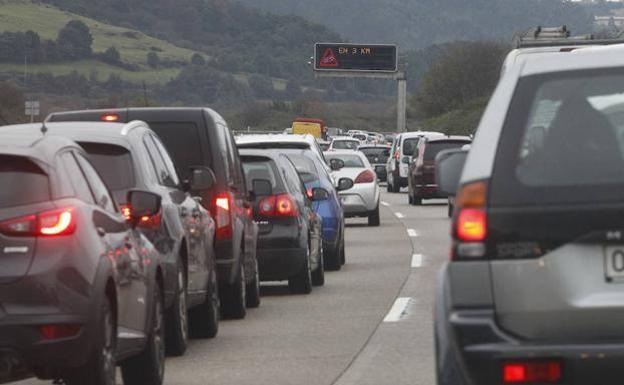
39, 324, 82, 340
503, 361, 561, 383
0, 208, 75, 237
354, 169, 376, 184
306, 187, 313, 200
457, 208, 486, 242
452, 181, 488, 259
394, 151, 400, 160
120, 204, 131, 220
257, 194, 298, 218
213, 192, 233, 240
101, 114, 119, 122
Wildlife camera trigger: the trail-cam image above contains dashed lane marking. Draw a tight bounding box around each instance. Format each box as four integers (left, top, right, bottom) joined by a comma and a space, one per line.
383, 297, 412, 322
407, 229, 419, 237
411, 254, 423, 268
395, 212, 405, 218
381, 201, 390, 207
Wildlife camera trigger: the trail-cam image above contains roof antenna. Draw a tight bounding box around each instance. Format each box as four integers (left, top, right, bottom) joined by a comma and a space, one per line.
40, 121, 48, 135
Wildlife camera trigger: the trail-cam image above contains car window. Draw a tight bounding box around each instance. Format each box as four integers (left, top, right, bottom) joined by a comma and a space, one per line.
332, 140, 359, 150
74, 152, 116, 212
0, 155, 50, 209
216, 124, 232, 183
241, 157, 283, 193
424, 141, 470, 161
225, 128, 246, 191
493, 68, 624, 205
79, 142, 136, 192
143, 134, 177, 188
150, 135, 180, 186
285, 153, 320, 183
60, 152, 94, 204
359, 147, 390, 163
281, 157, 305, 197
325, 153, 365, 168
147, 122, 205, 180
402, 138, 419, 155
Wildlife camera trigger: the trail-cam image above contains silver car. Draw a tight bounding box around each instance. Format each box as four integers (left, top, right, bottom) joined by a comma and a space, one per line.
435, 41, 624, 385
324, 150, 380, 226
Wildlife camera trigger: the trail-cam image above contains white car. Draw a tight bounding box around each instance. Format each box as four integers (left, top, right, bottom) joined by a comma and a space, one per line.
324, 150, 380, 226
236, 134, 327, 166
329, 137, 360, 151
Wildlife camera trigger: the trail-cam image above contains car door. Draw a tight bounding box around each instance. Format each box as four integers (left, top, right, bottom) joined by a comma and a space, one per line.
72, 152, 149, 334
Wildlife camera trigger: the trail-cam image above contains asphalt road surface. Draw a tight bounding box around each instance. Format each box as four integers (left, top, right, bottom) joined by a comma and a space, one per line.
16, 189, 450, 385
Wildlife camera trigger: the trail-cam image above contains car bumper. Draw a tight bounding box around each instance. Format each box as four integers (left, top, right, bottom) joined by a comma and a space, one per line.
340, 183, 379, 216
415, 184, 444, 198
372, 165, 387, 181
257, 247, 307, 281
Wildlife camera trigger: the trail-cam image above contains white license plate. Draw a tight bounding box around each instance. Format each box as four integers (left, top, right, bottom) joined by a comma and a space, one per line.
605, 246, 624, 281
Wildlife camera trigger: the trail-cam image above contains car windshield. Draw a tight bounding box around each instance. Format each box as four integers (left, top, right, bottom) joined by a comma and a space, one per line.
333, 140, 359, 150
424, 141, 470, 161
402, 138, 419, 155
359, 147, 390, 163
79, 143, 136, 192
325, 153, 364, 168
0, 155, 49, 209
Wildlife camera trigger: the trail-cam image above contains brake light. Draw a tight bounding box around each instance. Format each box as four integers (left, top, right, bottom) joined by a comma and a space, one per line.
394, 151, 400, 160
39, 324, 82, 340
0, 208, 75, 237
120, 204, 131, 220
257, 194, 298, 218
503, 361, 561, 383
457, 209, 486, 242
452, 180, 488, 259
213, 193, 233, 240
354, 169, 375, 184
306, 187, 313, 199
101, 114, 119, 122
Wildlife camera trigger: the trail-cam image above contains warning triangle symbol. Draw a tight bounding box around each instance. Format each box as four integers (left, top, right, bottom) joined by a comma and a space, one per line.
319, 48, 339, 67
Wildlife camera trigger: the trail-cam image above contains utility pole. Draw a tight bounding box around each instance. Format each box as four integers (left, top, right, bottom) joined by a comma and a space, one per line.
397, 71, 407, 133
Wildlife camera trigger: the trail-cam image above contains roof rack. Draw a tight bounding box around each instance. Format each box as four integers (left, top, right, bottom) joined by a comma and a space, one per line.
514, 25, 624, 48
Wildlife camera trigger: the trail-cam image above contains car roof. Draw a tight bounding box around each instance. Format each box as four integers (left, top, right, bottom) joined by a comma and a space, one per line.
236, 134, 315, 148
332, 136, 359, 141
325, 149, 365, 156
358, 144, 391, 148
427, 136, 472, 143
400, 131, 445, 140
0, 124, 81, 164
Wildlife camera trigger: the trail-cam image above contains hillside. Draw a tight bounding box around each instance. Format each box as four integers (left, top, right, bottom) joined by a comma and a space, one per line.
236, 0, 598, 50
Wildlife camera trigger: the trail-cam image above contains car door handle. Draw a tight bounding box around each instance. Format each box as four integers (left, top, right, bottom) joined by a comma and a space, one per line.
96, 227, 106, 237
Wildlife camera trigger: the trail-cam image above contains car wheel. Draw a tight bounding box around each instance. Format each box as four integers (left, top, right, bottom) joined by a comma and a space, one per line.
120, 282, 166, 385
386, 178, 393, 193
340, 235, 346, 266
245, 258, 261, 308
289, 245, 312, 294
368, 204, 380, 227
220, 261, 246, 319
312, 243, 325, 286
324, 239, 342, 271
408, 189, 414, 205
165, 260, 188, 356
63, 296, 116, 385
413, 189, 423, 206
189, 268, 219, 339
448, 202, 454, 218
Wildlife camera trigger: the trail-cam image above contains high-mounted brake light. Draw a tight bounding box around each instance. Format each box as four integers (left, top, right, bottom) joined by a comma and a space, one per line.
0, 208, 75, 237
503, 361, 561, 384
354, 169, 375, 184
101, 114, 119, 122
213, 193, 233, 240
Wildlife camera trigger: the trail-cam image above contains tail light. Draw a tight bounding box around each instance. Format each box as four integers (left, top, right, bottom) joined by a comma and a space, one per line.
138, 211, 162, 229
120, 204, 131, 220
306, 187, 313, 200
39, 324, 82, 340
354, 170, 376, 184
452, 181, 487, 260
0, 208, 75, 237
257, 194, 298, 218
503, 361, 561, 383
213, 192, 233, 240
394, 151, 400, 160
101, 114, 119, 122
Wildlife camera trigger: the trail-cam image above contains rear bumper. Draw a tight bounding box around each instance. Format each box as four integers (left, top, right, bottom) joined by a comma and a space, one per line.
257, 247, 307, 281
340, 185, 379, 216
415, 183, 444, 198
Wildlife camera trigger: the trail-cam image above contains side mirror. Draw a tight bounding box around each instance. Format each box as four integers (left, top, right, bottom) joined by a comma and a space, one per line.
311, 187, 330, 201
126, 190, 162, 226
329, 158, 345, 171
435, 149, 468, 197
252, 179, 272, 197
186, 166, 216, 192
336, 177, 354, 192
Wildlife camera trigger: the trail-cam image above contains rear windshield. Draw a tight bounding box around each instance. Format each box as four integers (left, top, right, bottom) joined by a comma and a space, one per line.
353, 134, 367, 141
424, 141, 470, 161
333, 140, 359, 150
325, 153, 365, 168
0, 155, 50, 209
360, 147, 390, 163
241, 157, 283, 192
285, 154, 319, 183
147, 122, 205, 178
492, 68, 624, 205
80, 143, 135, 192
402, 138, 420, 155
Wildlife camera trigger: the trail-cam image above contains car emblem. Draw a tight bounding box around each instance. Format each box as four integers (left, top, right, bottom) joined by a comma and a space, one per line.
374, 157, 379, 162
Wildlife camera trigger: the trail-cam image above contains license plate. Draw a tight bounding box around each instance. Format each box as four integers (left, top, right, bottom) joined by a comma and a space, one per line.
605, 246, 624, 281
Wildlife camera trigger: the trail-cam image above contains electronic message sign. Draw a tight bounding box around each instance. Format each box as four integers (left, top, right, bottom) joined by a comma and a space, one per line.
314, 43, 398, 72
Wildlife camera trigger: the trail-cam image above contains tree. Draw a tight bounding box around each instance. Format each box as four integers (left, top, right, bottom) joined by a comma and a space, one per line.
0, 81, 25, 124
284, 79, 301, 99
248, 74, 274, 99
101, 46, 121, 65
57, 20, 93, 60
190, 52, 206, 66
147, 52, 160, 68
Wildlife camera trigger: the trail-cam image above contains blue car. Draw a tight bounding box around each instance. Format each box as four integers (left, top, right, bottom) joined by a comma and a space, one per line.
236, 135, 346, 271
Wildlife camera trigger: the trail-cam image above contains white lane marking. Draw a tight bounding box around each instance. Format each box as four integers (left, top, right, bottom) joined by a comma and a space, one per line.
381, 201, 390, 207
395, 212, 405, 218
383, 297, 412, 322
407, 229, 419, 237
411, 254, 423, 268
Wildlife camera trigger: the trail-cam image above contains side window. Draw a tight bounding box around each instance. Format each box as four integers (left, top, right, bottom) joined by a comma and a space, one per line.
281, 157, 305, 197
143, 134, 176, 187
60, 152, 94, 204
74, 152, 116, 212
225, 129, 246, 192
216, 124, 231, 182
150, 134, 180, 186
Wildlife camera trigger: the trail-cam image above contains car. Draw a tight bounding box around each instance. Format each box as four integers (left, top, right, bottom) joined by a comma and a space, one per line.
324, 150, 380, 226
47, 108, 259, 319
0, 127, 166, 385
358, 144, 391, 182
236, 135, 348, 271
351, 133, 368, 143
30, 120, 221, 356
386, 131, 445, 193
317, 140, 331, 152
329, 137, 360, 151
407, 136, 471, 206
434, 42, 624, 385
239, 149, 328, 293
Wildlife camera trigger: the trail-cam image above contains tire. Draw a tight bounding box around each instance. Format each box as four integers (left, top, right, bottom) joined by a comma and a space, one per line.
386, 179, 392, 193
165, 261, 188, 356
340, 236, 346, 266
413, 189, 423, 206
324, 240, 342, 271
220, 261, 246, 320
448, 202, 454, 218
63, 296, 116, 385
189, 269, 219, 339
408, 189, 414, 205
120, 283, 166, 385
245, 258, 261, 309
312, 244, 325, 286
289, 246, 312, 294
368, 204, 380, 227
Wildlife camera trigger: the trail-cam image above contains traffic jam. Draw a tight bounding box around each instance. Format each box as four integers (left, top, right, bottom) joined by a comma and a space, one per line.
3, 24, 624, 385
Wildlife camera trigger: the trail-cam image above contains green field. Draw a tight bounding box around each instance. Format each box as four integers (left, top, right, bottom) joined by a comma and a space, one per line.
0, 0, 197, 66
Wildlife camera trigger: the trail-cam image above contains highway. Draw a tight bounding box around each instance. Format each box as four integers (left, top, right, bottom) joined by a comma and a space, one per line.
17, 189, 450, 385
